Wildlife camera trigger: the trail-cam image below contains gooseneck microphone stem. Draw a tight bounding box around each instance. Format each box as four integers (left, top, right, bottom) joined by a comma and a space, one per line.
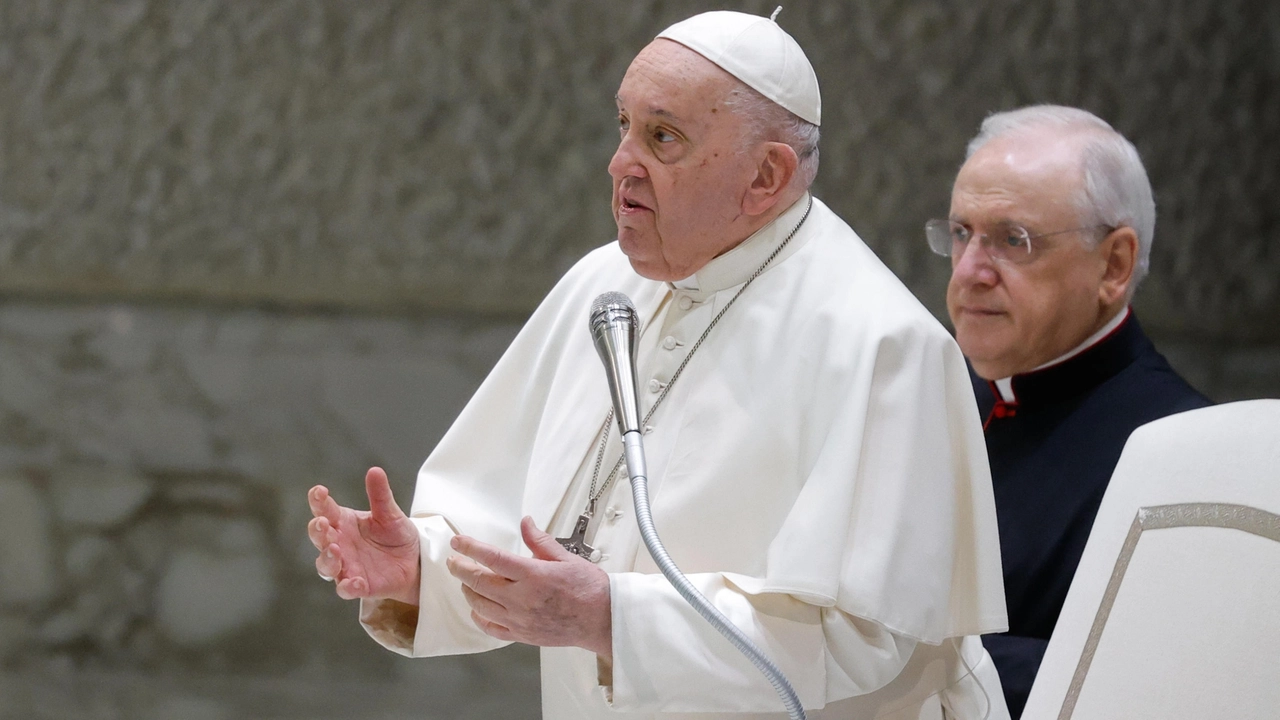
588, 292, 806, 720
626, 443, 806, 720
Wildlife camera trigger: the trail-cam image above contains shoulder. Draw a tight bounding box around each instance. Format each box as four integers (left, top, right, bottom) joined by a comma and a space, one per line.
1080, 348, 1212, 438
510, 241, 658, 358
745, 198, 962, 387
792, 198, 956, 348
535, 242, 645, 312
1126, 345, 1214, 411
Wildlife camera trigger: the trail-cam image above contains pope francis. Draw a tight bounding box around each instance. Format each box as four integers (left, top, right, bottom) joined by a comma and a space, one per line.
307, 10, 1010, 720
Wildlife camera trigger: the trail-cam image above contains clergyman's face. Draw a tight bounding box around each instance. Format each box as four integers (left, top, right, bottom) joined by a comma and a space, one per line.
608, 40, 758, 281
946, 130, 1112, 379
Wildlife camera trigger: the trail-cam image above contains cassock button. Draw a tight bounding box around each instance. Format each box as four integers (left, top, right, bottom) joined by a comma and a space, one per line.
677, 296, 694, 311
605, 506, 625, 521
647, 378, 662, 393
662, 336, 678, 350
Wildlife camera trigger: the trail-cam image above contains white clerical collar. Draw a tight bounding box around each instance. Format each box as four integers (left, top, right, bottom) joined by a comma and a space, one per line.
671, 274, 700, 291
994, 306, 1131, 402
668, 193, 812, 298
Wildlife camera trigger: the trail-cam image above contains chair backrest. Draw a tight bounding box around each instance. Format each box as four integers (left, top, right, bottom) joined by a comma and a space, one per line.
1022, 399, 1280, 720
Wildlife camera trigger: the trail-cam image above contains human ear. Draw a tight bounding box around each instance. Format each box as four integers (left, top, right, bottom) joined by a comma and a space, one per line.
742, 142, 798, 216
1098, 227, 1138, 305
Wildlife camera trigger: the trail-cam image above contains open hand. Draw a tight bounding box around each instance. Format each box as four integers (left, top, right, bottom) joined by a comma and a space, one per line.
308, 467, 421, 605
447, 516, 612, 658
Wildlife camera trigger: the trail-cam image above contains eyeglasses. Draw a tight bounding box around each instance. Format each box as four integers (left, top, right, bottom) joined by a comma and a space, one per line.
925, 219, 1112, 265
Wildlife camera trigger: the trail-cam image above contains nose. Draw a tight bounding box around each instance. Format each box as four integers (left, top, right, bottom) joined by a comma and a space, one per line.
951, 235, 1000, 288
608, 131, 647, 182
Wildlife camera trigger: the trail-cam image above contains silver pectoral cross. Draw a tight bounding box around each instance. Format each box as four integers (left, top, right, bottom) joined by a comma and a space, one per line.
556, 512, 596, 560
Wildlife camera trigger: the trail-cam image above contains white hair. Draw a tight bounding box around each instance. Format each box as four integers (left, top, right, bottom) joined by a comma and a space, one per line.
724, 84, 821, 190
966, 104, 1156, 293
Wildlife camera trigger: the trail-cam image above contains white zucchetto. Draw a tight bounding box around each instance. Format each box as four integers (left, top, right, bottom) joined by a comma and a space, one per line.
657, 9, 822, 126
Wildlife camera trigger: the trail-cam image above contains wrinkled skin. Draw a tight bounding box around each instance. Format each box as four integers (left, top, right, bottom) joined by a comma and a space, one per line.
306, 37, 809, 661
946, 127, 1138, 379
307, 469, 421, 604
610, 39, 803, 281
307, 470, 614, 655
447, 517, 613, 657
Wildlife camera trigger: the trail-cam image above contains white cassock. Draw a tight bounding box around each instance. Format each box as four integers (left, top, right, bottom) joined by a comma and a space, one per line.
360, 195, 1010, 719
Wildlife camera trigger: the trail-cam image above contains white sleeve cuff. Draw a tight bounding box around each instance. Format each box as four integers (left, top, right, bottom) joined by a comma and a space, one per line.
359, 515, 509, 657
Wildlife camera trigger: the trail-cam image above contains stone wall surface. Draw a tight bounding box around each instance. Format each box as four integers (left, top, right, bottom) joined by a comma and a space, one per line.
0, 301, 1274, 718
0, 0, 1275, 337
0, 0, 1276, 718
0, 302, 538, 717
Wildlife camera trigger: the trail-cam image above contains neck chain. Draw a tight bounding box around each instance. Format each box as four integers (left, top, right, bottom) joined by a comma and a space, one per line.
557, 196, 815, 559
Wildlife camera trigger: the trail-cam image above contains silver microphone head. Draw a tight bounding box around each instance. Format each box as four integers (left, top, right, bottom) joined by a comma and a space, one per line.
588, 292, 642, 436
589, 291, 638, 335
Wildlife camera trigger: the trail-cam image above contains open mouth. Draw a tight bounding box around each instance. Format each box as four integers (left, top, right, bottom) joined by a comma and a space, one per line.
618, 190, 651, 212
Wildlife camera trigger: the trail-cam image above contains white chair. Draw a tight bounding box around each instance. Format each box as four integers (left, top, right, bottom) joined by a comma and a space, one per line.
1022, 399, 1280, 720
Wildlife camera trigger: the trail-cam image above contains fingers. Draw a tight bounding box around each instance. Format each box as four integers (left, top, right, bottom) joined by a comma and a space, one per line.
335, 575, 370, 600
470, 610, 514, 642
365, 467, 405, 521
307, 485, 342, 525
447, 554, 512, 597
521, 516, 576, 562
460, 584, 509, 622
307, 516, 337, 551
450, 534, 530, 580
315, 542, 342, 580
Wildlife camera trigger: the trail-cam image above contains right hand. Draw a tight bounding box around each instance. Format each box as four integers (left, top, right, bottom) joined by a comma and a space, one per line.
308, 467, 421, 605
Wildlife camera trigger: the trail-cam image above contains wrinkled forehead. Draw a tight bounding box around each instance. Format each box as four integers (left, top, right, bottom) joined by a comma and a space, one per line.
617, 39, 739, 109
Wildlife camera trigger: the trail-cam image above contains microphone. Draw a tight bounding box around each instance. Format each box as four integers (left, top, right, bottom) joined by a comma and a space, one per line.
588, 292, 647, 483
589, 292, 642, 437
585, 292, 805, 719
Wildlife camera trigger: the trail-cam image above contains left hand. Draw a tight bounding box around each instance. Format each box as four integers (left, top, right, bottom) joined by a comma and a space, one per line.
447, 516, 613, 658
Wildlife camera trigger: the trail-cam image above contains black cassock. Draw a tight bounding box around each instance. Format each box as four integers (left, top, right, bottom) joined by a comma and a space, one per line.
974, 312, 1210, 718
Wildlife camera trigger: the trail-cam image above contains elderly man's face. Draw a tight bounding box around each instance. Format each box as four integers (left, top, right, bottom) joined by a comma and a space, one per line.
609, 40, 760, 281
946, 131, 1116, 379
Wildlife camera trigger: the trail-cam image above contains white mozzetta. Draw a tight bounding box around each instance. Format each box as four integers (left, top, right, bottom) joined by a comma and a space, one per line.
361, 195, 1008, 719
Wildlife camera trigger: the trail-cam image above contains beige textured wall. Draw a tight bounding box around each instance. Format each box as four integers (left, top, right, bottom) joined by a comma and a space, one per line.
0, 1, 1276, 718
2, 0, 1276, 337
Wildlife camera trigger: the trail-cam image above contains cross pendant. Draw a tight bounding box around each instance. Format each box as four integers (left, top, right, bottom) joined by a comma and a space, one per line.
556, 512, 596, 561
